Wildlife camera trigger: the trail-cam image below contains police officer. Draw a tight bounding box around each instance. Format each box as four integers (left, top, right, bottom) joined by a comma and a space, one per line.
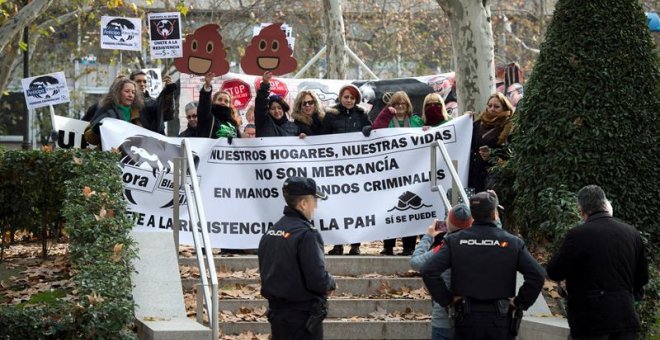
421, 191, 545, 339
258, 176, 336, 340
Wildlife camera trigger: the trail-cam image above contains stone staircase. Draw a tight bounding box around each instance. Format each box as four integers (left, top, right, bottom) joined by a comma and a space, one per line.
177, 250, 569, 339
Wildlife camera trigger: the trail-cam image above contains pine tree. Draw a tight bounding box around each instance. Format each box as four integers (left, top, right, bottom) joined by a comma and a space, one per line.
510, 0, 659, 243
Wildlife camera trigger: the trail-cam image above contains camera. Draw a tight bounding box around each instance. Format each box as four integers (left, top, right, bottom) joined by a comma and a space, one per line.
435, 220, 448, 233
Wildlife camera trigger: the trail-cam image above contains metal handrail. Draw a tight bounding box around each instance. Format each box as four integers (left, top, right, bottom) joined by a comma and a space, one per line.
173, 139, 218, 340
430, 139, 469, 208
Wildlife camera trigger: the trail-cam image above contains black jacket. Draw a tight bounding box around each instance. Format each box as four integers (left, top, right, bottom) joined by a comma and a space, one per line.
292, 110, 325, 136
321, 104, 371, 135
547, 212, 649, 336
421, 221, 544, 310
258, 206, 336, 309
254, 82, 299, 137
178, 125, 197, 137
140, 83, 177, 135
195, 86, 231, 139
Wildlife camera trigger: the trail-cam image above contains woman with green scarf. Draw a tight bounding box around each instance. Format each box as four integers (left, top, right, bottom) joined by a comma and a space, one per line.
84, 78, 144, 145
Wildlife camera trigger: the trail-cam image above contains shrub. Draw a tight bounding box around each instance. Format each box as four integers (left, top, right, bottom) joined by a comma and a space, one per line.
508, 0, 659, 335
0, 149, 137, 339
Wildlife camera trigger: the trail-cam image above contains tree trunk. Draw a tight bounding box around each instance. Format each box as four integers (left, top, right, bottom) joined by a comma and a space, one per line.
322, 0, 347, 79
0, 0, 53, 54
436, 0, 495, 114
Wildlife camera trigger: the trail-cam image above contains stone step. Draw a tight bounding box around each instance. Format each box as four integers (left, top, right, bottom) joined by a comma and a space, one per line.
179, 255, 414, 276
219, 319, 431, 339
183, 277, 426, 296
218, 298, 432, 318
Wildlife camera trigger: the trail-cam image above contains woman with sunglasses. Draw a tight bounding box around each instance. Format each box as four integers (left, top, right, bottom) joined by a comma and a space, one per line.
372, 91, 425, 256
255, 71, 300, 137
291, 91, 325, 136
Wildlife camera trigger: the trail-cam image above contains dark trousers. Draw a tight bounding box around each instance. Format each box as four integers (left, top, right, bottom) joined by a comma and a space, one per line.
454, 311, 512, 340
383, 236, 417, 250
570, 333, 638, 340
268, 308, 322, 340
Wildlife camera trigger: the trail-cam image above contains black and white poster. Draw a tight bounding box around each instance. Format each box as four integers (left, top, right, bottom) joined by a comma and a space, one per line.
100, 16, 141, 51
148, 12, 182, 59
21, 72, 70, 110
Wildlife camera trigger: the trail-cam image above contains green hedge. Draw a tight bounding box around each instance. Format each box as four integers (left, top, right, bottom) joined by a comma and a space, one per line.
507, 0, 659, 335
0, 149, 137, 339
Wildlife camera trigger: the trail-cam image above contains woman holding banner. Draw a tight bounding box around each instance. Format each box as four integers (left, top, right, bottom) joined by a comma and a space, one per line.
84, 78, 144, 145
468, 93, 514, 193
372, 91, 424, 256
323, 84, 372, 256
421, 93, 452, 127
291, 90, 325, 136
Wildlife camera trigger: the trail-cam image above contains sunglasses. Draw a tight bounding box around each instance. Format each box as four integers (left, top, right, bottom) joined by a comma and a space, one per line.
302, 100, 315, 107
186, 114, 198, 119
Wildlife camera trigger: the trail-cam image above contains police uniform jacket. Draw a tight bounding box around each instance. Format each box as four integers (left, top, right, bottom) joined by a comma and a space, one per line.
421, 221, 544, 310
546, 212, 649, 336
258, 206, 336, 309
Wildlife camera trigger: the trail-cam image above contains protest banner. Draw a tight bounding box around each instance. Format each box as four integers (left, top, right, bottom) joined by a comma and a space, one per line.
99, 115, 472, 249
100, 16, 142, 51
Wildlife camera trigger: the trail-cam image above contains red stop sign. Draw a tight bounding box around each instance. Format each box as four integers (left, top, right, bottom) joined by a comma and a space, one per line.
254, 77, 289, 99
221, 79, 252, 110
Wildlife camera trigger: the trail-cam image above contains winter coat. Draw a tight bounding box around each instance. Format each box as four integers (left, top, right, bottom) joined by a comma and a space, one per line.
468, 111, 513, 193
292, 110, 325, 136
140, 83, 177, 135
321, 104, 371, 135
410, 234, 452, 329
547, 212, 649, 337
84, 104, 142, 145
372, 106, 425, 129
178, 125, 198, 138
255, 82, 300, 137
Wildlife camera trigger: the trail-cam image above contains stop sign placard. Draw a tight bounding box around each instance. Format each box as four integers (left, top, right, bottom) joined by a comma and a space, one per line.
221, 79, 252, 110
254, 77, 289, 99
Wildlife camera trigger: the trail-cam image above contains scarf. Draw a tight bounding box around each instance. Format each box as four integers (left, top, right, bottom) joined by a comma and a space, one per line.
478, 110, 513, 145
117, 104, 131, 122
390, 116, 410, 127
425, 106, 447, 126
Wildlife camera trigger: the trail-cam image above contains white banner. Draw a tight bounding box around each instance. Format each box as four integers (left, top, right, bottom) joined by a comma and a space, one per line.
148, 12, 182, 59
100, 16, 142, 51
99, 116, 472, 249
52, 115, 95, 149
21, 72, 70, 110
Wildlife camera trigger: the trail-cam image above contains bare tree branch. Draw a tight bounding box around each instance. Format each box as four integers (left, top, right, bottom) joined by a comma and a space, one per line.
0, 0, 54, 53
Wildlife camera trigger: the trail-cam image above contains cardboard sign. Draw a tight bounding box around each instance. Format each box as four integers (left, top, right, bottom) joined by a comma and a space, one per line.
174, 24, 229, 76
21, 72, 70, 110
100, 16, 141, 51
142, 68, 164, 97
148, 12, 182, 59
240, 23, 297, 76
221, 79, 252, 110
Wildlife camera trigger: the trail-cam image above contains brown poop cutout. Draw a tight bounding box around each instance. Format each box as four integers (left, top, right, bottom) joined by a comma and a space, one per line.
174, 24, 229, 76
240, 23, 297, 76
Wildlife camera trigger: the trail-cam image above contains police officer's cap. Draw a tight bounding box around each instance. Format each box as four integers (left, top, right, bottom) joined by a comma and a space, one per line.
470, 191, 498, 221
283, 177, 328, 200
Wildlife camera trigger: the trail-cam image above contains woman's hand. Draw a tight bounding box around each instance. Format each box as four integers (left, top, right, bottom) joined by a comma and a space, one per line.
298, 133, 307, 139
204, 72, 215, 88
387, 106, 396, 114
426, 220, 442, 237
422, 125, 430, 131
262, 71, 273, 83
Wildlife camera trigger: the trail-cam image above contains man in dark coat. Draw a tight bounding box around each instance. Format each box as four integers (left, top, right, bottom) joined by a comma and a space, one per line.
547, 185, 649, 339
130, 70, 177, 135
258, 177, 336, 340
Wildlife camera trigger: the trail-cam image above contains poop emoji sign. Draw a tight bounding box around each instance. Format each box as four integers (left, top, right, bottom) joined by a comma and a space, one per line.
174, 24, 229, 76
240, 23, 297, 76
